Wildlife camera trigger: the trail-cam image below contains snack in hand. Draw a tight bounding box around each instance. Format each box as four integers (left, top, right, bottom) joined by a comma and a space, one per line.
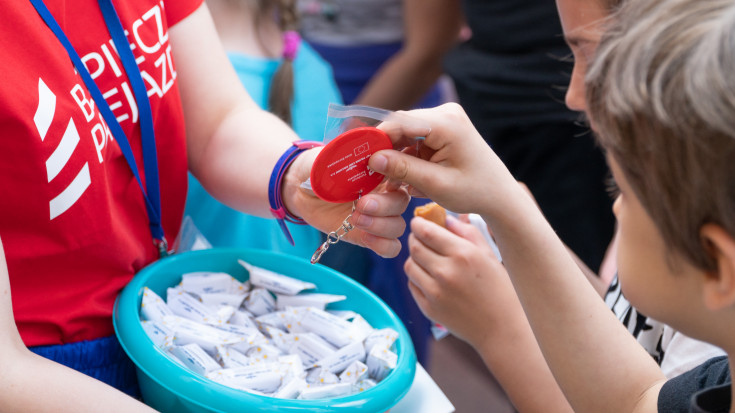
413, 202, 446, 227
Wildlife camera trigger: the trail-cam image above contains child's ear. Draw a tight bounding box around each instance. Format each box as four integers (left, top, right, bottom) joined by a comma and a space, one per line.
700, 224, 735, 311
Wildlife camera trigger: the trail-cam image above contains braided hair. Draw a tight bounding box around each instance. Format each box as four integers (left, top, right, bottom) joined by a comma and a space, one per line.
267, 0, 299, 126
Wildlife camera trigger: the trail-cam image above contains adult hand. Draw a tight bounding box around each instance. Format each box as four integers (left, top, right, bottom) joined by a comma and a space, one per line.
284, 148, 412, 259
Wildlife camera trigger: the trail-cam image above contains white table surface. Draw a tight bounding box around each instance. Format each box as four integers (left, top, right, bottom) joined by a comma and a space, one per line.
391, 363, 455, 413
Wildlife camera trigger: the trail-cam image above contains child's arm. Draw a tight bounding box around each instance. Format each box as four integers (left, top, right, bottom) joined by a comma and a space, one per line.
370, 103, 667, 412
516, 182, 610, 297
0, 237, 157, 412
473, 173, 665, 413
406, 215, 573, 412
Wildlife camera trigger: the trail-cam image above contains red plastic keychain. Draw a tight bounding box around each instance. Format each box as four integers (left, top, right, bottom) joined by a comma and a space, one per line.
310, 126, 393, 203
309, 127, 393, 263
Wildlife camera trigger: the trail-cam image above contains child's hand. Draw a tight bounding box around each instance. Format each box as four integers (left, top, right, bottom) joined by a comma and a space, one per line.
369, 103, 521, 216
404, 214, 525, 347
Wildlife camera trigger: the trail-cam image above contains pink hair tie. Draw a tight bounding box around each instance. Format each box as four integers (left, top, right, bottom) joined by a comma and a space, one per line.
283, 30, 301, 61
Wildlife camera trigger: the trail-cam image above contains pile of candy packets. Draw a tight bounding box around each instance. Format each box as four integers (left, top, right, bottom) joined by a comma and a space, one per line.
139, 259, 399, 400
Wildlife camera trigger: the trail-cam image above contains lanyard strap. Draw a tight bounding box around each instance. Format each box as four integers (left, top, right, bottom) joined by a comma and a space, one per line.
30, 0, 167, 255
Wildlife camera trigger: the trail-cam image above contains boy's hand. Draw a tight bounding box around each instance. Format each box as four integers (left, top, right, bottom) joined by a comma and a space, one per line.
405, 214, 525, 346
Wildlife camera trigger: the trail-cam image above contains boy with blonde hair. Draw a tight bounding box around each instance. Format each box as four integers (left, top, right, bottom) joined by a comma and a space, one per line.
365, 0, 735, 410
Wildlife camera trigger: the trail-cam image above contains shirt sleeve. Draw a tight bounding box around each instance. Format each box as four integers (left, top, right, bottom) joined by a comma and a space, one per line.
658, 356, 730, 412
164, 0, 204, 27
660, 327, 726, 379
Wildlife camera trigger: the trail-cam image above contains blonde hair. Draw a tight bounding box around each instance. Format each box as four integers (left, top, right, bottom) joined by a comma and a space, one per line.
586, 0, 735, 270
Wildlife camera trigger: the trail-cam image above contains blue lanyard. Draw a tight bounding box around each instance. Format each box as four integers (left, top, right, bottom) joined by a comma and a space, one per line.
30, 0, 168, 256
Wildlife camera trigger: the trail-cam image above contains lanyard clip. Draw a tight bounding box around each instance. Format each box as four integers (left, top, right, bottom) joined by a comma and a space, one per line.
154, 237, 169, 258
311, 241, 330, 264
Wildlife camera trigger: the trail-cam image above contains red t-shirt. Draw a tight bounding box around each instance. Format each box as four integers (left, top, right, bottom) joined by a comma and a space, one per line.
2, 0, 203, 346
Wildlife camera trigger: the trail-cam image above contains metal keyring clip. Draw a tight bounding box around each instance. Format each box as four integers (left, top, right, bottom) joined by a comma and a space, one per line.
311, 193, 361, 264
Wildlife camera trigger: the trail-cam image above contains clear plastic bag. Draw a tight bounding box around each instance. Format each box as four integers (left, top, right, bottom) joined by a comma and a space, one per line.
323, 103, 430, 144
172, 216, 212, 254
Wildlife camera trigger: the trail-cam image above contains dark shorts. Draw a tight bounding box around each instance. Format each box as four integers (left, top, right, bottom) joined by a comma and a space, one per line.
29, 334, 141, 398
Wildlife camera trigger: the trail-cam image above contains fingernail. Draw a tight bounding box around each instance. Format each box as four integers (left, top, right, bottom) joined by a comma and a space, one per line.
445, 215, 457, 229
370, 153, 388, 173
356, 214, 373, 228
361, 199, 378, 214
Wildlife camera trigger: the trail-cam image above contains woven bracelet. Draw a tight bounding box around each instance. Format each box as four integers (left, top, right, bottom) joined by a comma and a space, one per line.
268, 140, 324, 245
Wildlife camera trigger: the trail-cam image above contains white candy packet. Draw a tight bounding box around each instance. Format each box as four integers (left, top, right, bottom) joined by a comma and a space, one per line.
255, 310, 289, 331
347, 314, 374, 343
170, 343, 222, 376
215, 345, 252, 369
366, 346, 397, 382
200, 293, 247, 309
140, 287, 174, 323
213, 323, 268, 354
141, 320, 174, 349
238, 259, 316, 295
277, 354, 306, 380
229, 309, 259, 330
207, 364, 283, 394
352, 378, 377, 393
167, 288, 217, 324
244, 288, 276, 317
315, 341, 366, 374
297, 383, 353, 400
280, 306, 311, 332
181, 272, 245, 295
164, 315, 245, 354
288, 332, 337, 367
327, 310, 359, 320
297, 307, 354, 348
263, 326, 292, 353
364, 328, 399, 353
276, 293, 346, 311
306, 367, 339, 385
207, 305, 237, 326
339, 360, 369, 384
246, 343, 284, 364
273, 377, 308, 399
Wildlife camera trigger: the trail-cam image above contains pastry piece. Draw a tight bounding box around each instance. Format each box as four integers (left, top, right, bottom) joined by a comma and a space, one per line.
413, 202, 446, 227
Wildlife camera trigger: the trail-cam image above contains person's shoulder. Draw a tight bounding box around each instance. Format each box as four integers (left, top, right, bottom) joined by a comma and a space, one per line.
685, 356, 730, 385
658, 356, 730, 413
164, 0, 204, 26
660, 329, 727, 378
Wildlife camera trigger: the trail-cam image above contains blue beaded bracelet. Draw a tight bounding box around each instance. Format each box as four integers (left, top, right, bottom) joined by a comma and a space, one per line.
268, 140, 324, 245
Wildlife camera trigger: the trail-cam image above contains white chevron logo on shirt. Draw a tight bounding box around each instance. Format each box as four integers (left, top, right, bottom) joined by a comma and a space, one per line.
34, 78, 91, 220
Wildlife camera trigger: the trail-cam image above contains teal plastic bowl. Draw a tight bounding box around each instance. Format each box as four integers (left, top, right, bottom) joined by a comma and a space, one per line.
113, 248, 416, 413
